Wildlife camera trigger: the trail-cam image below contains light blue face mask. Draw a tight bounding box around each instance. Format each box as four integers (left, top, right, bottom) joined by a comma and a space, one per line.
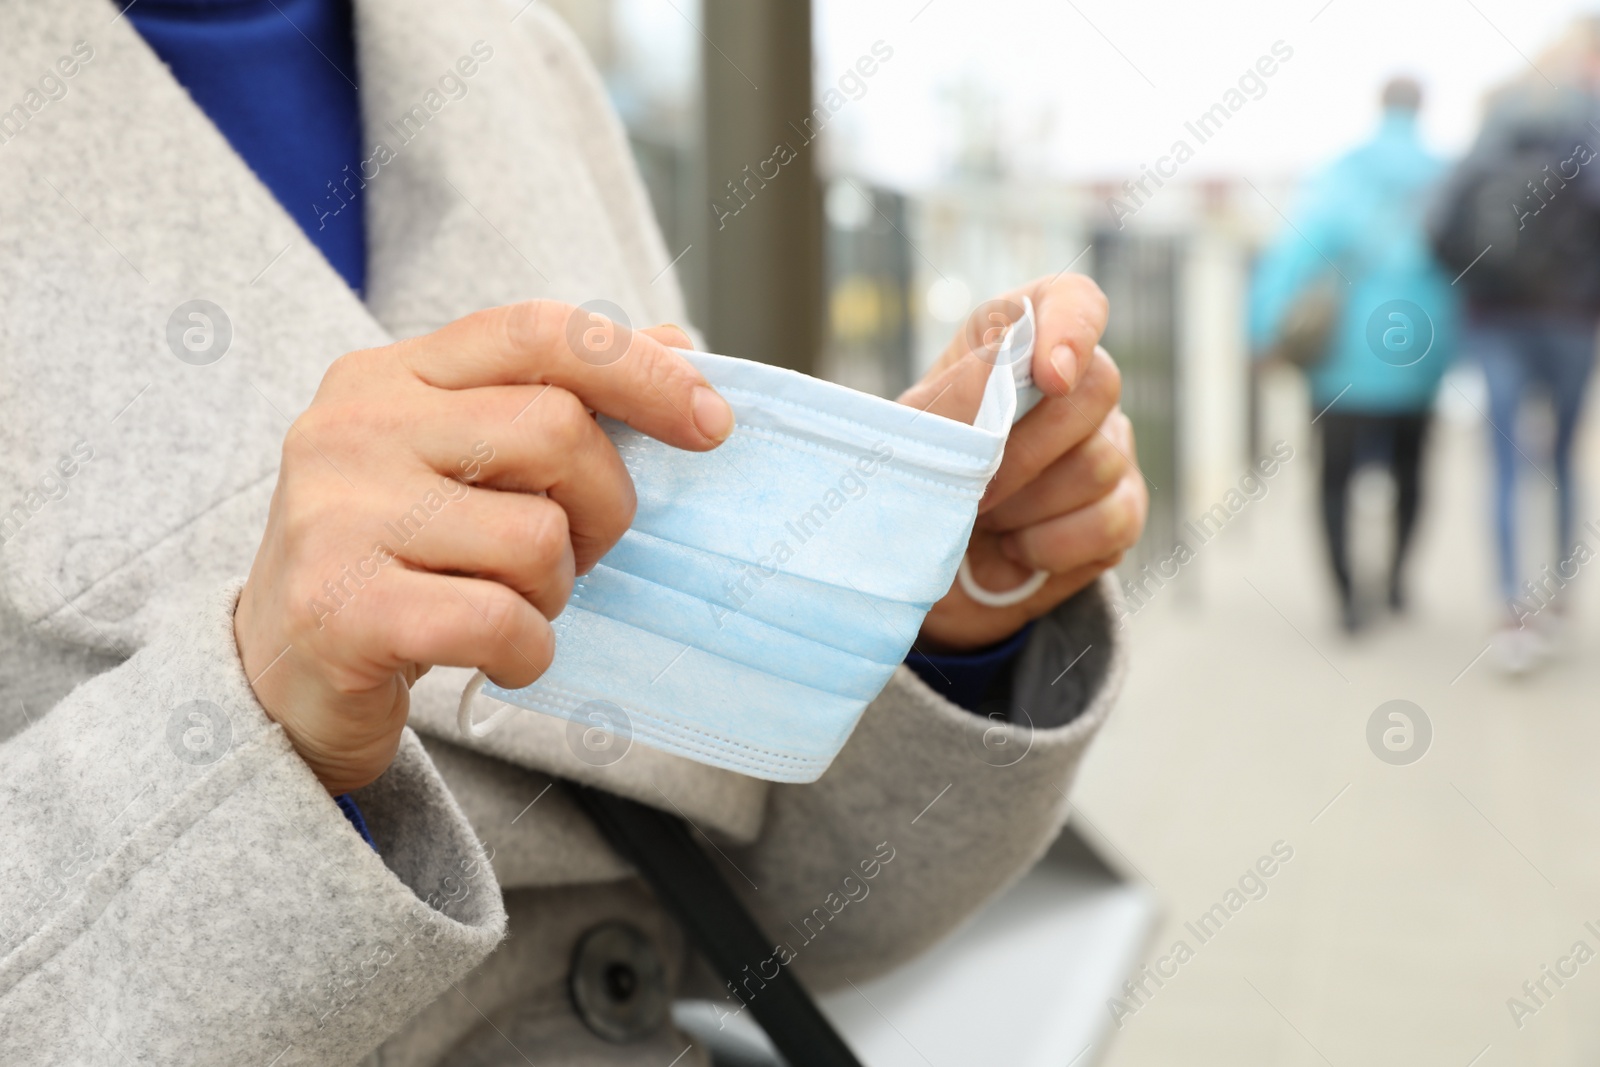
458, 300, 1046, 782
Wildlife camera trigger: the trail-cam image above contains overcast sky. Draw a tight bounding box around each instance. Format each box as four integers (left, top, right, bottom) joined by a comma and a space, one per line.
812, 0, 1598, 187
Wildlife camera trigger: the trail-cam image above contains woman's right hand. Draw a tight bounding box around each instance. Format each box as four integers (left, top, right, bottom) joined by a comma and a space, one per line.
233, 301, 732, 794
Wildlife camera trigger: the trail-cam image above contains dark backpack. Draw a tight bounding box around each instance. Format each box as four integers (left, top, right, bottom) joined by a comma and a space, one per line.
1430, 91, 1600, 311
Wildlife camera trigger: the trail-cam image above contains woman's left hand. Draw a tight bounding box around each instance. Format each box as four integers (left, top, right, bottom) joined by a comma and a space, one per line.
898, 272, 1148, 652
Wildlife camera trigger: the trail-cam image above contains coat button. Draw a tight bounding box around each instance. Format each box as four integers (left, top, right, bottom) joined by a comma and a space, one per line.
569, 921, 670, 1043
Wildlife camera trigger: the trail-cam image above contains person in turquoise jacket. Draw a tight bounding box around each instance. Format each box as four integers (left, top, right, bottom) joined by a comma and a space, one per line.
1250, 76, 1460, 632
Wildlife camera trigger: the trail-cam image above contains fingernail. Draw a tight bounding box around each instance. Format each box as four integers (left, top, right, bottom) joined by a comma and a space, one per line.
661, 323, 692, 346
1050, 344, 1077, 389
692, 386, 734, 442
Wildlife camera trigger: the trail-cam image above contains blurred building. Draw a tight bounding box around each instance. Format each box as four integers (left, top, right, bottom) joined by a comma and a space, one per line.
549, 0, 1303, 594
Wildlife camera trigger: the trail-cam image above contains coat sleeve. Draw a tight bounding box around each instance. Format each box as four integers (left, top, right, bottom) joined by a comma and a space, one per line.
0, 580, 506, 1067
707, 575, 1126, 992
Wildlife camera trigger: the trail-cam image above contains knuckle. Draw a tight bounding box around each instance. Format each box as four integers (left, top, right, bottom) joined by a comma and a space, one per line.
630, 332, 678, 386
1084, 277, 1110, 320
519, 500, 571, 570
1074, 315, 1102, 354
1108, 480, 1147, 547
281, 409, 333, 467
321, 352, 355, 388
1063, 273, 1110, 324
1033, 525, 1070, 566
504, 299, 565, 358
286, 400, 390, 469
1047, 274, 1108, 332
538, 388, 593, 451
485, 590, 555, 675
279, 426, 313, 469
277, 488, 331, 551
612, 470, 638, 537
1089, 349, 1123, 408
322, 348, 372, 389
478, 585, 527, 639
1087, 435, 1126, 488
290, 400, 338, 437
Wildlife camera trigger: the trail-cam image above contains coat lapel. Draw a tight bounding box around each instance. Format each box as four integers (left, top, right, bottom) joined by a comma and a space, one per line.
0, 0, 685, 651
0, 0, 755, 831
0, 0, 387, 651
352, 0, 679, 338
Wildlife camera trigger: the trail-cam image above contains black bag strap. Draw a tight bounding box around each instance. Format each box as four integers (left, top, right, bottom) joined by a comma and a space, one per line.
569, 782, 866, 1067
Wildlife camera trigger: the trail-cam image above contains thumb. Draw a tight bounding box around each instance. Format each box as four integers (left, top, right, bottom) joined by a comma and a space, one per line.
642, 323, 696, 350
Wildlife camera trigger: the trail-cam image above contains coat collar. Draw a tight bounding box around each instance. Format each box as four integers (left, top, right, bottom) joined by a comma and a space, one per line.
0, 0, 683, 644
0, 0, 763, 831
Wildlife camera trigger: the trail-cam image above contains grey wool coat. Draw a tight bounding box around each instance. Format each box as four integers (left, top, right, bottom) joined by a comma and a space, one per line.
0, 0, 1127, 1063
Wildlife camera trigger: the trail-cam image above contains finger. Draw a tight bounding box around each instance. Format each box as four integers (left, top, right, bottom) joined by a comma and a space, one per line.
937, 537, 1122, 628
399, 300, 734, 450
1027, 273, 1109, 397
385, 481, 576, 620
417, 385, 636, 572
895, 347, 996, 424
1000, 472, 1147, 573
899, 290, 1037, 421
980, 411, 1134, 533
642, 323, 695, 350
352, 570, 556, 691
980, 345, 1123, 513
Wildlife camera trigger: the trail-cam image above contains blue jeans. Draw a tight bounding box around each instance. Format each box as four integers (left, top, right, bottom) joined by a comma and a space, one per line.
1473, 313, 1597, 603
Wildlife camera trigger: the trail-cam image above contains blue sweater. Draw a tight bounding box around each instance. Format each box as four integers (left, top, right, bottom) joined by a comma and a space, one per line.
127, 0, 367, 292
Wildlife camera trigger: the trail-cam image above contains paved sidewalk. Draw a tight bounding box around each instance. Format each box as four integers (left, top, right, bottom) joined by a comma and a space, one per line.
1081, 380, 1600, 1067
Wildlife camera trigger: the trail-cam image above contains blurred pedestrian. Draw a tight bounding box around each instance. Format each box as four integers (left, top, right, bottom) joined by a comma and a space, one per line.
1252, 76, 1460, 633
1429, 16, 1600, 673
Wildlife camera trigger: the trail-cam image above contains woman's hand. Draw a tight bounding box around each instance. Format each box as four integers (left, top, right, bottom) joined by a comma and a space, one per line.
900, 273, 1147, 652
234, 301, 731, 793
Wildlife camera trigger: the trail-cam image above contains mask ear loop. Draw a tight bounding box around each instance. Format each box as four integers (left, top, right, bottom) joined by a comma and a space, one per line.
957, 556, 1050, 608
458, 668, 517, 739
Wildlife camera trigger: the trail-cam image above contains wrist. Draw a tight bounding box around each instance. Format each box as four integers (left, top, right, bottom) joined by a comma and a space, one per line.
231, 586, 406, 795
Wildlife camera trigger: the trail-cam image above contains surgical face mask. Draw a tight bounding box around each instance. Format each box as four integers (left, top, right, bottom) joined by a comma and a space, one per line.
459, 301, 1046, 782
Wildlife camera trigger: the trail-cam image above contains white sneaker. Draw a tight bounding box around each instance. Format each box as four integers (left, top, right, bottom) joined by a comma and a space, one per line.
1535, 609, 1571, 659
1490, 625, 1544, 676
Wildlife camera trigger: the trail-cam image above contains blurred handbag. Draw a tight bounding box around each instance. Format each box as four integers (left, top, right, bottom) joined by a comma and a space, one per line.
1270, 274, 1342, 370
